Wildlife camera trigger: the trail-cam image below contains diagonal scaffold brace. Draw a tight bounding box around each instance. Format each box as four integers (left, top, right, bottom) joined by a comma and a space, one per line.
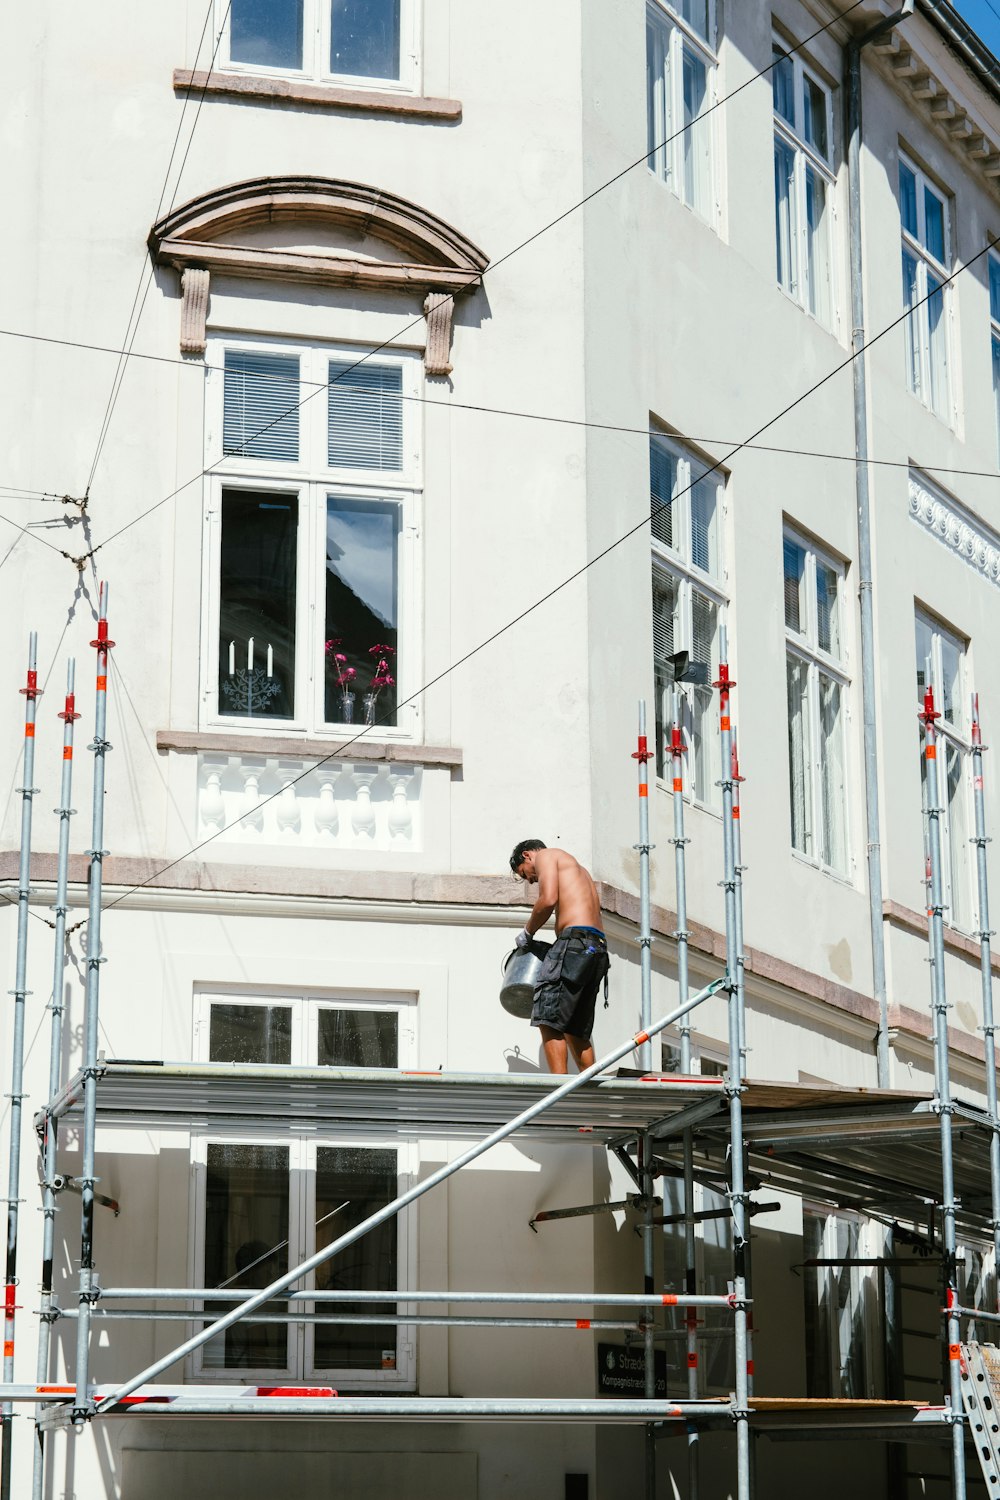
58, 977, 730, 1421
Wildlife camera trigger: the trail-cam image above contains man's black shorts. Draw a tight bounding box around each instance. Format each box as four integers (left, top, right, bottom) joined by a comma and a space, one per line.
531, 927, 610, 1040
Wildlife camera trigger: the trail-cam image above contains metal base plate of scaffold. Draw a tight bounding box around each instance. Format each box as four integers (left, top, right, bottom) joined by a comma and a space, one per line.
961, 1343, 1000, 1492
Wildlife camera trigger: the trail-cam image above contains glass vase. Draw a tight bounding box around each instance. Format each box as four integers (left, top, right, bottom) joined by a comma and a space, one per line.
338, 690, 355, 724
364, 691, 378, 726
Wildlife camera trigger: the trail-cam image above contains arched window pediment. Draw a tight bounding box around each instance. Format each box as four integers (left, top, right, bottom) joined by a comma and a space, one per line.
150, 176, 488, 375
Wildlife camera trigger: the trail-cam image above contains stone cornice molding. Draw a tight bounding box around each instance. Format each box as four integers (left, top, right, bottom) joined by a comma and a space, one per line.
908, 468, 1000, 588
149, 176, 489, 369
868, 19, 1000, 193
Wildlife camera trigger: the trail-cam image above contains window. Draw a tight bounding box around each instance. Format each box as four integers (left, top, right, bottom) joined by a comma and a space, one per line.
772, 39, 835, 324
646, 0, 717, 222
193, 993, 414, 1384
207, 339, 420, 736
915, 610, 972, 929
224, 0, 415, 89
804, 1209, 886, 1398
649, 431, 726, 805
783, 529, 849, 874
990, 251, 1000, 461
900, 156, 951, 420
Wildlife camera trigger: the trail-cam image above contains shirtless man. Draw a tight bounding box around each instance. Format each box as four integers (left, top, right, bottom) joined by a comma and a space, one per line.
509, 839, 610, 1075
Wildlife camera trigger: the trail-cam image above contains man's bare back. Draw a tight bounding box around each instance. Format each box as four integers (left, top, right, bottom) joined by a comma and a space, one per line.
512, 846, 602, 937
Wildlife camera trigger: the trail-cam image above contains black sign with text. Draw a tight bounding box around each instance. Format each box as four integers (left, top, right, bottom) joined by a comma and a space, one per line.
596, 1342, 669, 1398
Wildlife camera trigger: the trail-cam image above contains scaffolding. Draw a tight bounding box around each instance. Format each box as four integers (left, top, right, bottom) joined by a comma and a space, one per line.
2, 593, 1000, 1500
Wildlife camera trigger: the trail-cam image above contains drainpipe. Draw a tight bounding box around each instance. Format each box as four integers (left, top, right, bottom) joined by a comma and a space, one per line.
845, 0, 914, 1089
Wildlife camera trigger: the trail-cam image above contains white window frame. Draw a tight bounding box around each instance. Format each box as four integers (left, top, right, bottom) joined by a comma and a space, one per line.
915, 608, 973, 932
646, 0, 718, 226
649, 430, 727, 810
219, 0, 420, 93
202, 335, 423, 742
803, 1206, 885, 1399
783, 527, 851, 877
772, 35, 836, 328
899, 152, 952, 422
190, 989, 417, 1387
989, 249, 1000, 462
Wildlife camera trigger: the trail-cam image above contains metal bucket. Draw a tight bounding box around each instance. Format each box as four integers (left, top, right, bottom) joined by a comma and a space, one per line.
499, 939, 551, 1019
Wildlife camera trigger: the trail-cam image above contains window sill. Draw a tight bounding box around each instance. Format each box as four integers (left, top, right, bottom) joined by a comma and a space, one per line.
790, 847, 855, 888
172, 69, 462, 121
157, 728, 462, 769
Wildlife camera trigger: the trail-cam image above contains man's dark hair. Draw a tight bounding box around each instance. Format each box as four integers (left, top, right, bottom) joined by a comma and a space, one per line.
509, 838, 546, 873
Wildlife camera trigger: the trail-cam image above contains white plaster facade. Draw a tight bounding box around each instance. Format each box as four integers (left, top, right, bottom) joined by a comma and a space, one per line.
3, 1, 1000, 1496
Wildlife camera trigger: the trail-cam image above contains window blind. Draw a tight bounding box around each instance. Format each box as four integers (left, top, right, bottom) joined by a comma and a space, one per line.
649, 439, 676, 549
328, 361, 403, 470
223, 351, 300, 462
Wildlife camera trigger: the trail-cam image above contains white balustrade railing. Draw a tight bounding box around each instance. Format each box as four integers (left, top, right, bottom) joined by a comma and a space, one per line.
196, 754, 421, 850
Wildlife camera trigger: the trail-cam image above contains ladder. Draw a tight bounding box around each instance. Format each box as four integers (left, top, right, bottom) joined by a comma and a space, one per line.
960, 1342, 1000, 1492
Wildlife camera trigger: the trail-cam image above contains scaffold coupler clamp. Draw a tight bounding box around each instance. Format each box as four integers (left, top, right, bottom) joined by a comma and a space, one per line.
71, 1397, 97, 1428
19, 669, 41, 701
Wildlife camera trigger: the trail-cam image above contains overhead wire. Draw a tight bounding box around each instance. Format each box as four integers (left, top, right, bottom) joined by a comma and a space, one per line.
2, 324, 1000, 485
83, 0, 232, 497
41, 0, 869, 561
97, 235, 998, 914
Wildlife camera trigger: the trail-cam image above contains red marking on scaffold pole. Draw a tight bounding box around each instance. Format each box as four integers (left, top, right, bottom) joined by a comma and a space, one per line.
687, 1352, 698, 1369
747, 1360, 755, 1376
920, 686, 939, 726
90, 619, 115, 650
256, 1386, 337, 1398
634, 1030, 650, 1047
662, 1295, 678, 1306
19, 670, 39, 700
59, 694, 80, 723
672, 778, 682, 792
96, 675, 107, 692
670, 726, 684, 754
117, 1395, 172, 1406
3, 1342, 13, 1358
63, 746, 73, 760
720, 715, 730, 732
576, 1319, 591, 1330
732, 805, 740, 820
926, 744, 936, 760
5, 1284, 17, 1317
638, 784, 648, 797
36, 1385, 74, 1395
946, 1286, 956, 1311
632, 735, 653, 764
949, 1344, 961, 1361
24, 723, 34, 738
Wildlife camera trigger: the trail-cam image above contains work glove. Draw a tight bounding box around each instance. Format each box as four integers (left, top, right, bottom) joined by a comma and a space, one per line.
514, 928, 532, 951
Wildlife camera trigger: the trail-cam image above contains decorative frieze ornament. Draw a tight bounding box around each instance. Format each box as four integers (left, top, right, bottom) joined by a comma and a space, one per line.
908, 471, 1000, 589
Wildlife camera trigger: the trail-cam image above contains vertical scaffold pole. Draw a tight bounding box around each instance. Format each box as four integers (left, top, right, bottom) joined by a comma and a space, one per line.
634, 702, 654, 1070
0, 636, 41, 1500
971, 695, 1000, 1296
731, 730, 754, 1405
73, 587, 113, 1425
633, 703, 656, 1500
716, 629, 750, 1500
920, 683, 967, 1498
32, 662, 79, 1500
669, 691, 699, 1500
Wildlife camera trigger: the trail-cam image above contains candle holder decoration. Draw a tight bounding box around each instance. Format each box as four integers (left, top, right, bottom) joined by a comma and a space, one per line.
224, 637, 281, 717
222, 667, 282, 717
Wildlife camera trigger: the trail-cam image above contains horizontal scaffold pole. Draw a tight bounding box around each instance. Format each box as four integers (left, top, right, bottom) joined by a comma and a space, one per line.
79, 977, 727, 1421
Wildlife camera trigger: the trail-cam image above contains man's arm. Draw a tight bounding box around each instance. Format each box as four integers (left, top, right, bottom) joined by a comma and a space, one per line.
525, 851, 559, 936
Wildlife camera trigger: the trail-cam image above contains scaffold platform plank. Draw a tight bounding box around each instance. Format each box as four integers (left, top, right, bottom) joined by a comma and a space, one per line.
46, 1062, 733, 1142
